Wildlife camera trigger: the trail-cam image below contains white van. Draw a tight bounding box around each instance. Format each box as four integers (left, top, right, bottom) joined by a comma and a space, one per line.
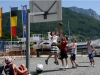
95, 49, 100, 56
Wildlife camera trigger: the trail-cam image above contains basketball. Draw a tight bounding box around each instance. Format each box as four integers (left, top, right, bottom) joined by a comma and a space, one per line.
59, 22, 63, 26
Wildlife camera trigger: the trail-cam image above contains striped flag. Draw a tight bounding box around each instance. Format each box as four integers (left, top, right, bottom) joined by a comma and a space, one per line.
10, 7, 18, 37
0, 8, 2, 37
22, 5, 27, 37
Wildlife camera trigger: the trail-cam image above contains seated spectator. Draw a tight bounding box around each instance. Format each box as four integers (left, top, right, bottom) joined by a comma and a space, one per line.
4, 57, 27, 75
17, 64, 31, 75
32, 64, 43, 75
0, 62, 5, 75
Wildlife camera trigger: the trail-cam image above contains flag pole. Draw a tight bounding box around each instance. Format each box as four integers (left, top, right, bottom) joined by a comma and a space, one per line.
10, 6, 12, 51
21, 5, 24, 41
0, 7, 2, 38
21, 5, 25, 57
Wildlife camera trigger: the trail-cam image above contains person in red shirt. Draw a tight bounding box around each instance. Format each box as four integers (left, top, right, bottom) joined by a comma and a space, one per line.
60, 37, 68, 69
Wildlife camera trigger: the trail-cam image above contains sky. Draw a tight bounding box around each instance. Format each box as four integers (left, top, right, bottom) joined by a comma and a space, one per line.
0, 0, 100, 15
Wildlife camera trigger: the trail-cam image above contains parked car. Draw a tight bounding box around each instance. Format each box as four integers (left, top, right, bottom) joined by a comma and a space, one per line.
95, 49, 100, 56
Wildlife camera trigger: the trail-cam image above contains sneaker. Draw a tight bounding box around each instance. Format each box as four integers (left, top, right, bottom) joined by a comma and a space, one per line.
76, 64, 79, 67
75, 64, 79, 68
61, 66, 64, 69
54, 61, 56, 64
56, 61, 59, 65
89, 64, 93, 67
65, 65, 68, 69
45, 60, 48, 65
75, 65, 77, 68
71, 66, 75, 69
54, 61, 59, 65
93, 64, 95, 67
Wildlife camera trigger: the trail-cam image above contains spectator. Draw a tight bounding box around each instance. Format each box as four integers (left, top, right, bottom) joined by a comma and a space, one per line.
32, 64, 43, 75
17, 64, 31, 75
0, 62, 5, 75
4, 57, 27, 75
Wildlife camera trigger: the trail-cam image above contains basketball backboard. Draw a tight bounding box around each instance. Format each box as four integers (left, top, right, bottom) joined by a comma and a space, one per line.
29, 0, 62, 23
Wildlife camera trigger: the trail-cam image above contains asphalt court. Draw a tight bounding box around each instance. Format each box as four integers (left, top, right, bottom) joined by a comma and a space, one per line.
9, 56, 100, 75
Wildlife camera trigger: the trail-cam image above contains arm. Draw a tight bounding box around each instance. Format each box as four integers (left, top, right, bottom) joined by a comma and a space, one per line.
51, 36, 53, 39
55, 28, 59, 36
86, 46, 88, 54
91, 45, 95, 52
59, 34, 63, 40
71, 43, 76, 49
55, 28, 63, 39
59, 29, 63, 39
14, 64, 27, 74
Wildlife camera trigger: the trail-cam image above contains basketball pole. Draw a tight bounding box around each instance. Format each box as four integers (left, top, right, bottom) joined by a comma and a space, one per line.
26, 12, 44, 73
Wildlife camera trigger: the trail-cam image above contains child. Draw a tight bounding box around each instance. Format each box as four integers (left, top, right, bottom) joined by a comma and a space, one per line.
60, 37, 68, 69
32, 64, 43, 75
87, 40, 96, 67
0, 62, 4, 75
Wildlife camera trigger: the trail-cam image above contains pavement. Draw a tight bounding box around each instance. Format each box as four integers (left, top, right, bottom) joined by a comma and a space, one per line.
1, 55, 100, 75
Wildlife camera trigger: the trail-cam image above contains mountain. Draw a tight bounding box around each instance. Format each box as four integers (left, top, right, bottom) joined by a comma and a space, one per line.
2, 7, 100, 40
68, 6, 100, 20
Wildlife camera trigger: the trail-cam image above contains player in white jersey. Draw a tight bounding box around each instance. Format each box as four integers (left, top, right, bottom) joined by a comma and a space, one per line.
45, 31, 59, 65
69, 39, 78, 68
87, 40, 96, 67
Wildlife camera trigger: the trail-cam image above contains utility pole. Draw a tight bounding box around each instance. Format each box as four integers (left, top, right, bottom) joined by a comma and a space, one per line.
68, 21, 71, 43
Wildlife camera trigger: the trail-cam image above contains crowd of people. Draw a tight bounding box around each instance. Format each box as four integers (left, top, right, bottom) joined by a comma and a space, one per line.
0, 28, 96, 75
45, 28, 96, 69
0, 57, 43, 75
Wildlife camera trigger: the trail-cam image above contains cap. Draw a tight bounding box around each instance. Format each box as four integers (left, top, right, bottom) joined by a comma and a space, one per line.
5, 57, 12, 64
0, 62, 4, 69
36, 64, 43, 71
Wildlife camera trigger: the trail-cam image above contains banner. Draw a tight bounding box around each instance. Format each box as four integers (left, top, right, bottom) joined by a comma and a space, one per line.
22, 5, 27, 37
0, 8, 2, 37
10, 7, 18, 37
0, 40, 6, 52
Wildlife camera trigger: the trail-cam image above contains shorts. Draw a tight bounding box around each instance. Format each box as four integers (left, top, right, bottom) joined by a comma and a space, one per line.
70, 53, 76, 60
60, 50, 68, 59
56, 46, 60, 53
88, 53, 95, 60
51, 45, 57, 54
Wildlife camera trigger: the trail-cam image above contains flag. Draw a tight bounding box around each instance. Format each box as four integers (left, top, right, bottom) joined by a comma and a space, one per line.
22, 5, 27, 37
10, 7, 18, 37
0, 8, 2, 37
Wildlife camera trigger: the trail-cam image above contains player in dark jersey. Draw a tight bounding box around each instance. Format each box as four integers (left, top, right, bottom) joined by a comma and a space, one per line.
60, 37, 68, 69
